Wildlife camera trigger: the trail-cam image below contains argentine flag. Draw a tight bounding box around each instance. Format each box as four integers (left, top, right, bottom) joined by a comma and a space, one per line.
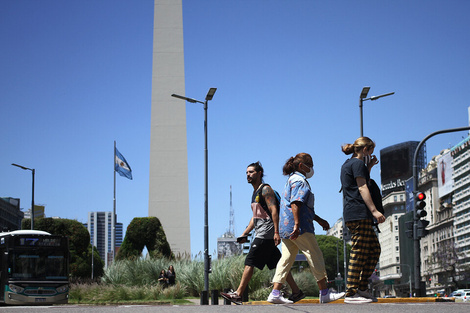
115, 148, 132, 180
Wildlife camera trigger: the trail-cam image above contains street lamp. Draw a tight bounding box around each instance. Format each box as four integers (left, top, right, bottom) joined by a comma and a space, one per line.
12, 163, 35, 230
171, 87, 217, 304
359, 87, 395, 137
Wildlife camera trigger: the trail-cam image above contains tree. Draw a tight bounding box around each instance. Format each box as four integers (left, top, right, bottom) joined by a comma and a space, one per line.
316, 235, 351, 281
116, 217, 173, 260
426, 241, 470, 291
22, 218, 104, 278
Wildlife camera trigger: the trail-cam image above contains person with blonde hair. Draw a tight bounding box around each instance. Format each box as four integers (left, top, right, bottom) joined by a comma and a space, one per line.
267, 153, 344, 304
340, 137, 385, 304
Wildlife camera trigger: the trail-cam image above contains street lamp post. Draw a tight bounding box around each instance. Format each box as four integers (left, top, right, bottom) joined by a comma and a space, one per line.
359, 87, 395, 137
171, 88, 217, 305
12, 163, 35, 230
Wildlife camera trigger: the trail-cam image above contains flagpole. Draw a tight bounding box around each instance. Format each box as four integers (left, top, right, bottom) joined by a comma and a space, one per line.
112, 141, 116, 267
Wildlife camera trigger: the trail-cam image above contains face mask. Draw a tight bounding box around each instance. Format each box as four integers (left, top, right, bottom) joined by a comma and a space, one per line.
305, 167, 314, 179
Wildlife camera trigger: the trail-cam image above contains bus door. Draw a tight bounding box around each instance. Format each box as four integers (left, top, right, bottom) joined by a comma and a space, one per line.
0, 248, 6, 302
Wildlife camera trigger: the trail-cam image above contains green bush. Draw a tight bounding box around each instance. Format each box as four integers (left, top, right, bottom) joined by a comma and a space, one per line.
116, 217, 173, 260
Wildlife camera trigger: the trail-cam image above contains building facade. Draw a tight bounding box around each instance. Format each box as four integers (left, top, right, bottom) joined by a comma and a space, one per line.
23, 205, 46, 220
85, 212, 123, 268
0, 197, 24, 231
380, 141, 426, 197
410, 136, 470, 295
326, 217, 345, 239
415, 157, 449, 295
378, 191, 407, 296
217, 235, 242, 259
450, 135, 470, 282
376, 141, 426, 296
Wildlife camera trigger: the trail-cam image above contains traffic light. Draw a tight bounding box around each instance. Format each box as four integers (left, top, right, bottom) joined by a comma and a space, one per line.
415, 192, 427, 218
417, 219, 430, 238
405, 221, 414, 239
415, 192, 429, 238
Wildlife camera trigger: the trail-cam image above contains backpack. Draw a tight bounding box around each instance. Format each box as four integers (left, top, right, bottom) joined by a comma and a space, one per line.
369, 178, 384, 231
255, 184, 281, 218
369, 179, 384, 215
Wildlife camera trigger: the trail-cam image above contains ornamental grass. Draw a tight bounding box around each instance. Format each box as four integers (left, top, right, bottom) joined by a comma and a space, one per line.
71, 254, 319, 302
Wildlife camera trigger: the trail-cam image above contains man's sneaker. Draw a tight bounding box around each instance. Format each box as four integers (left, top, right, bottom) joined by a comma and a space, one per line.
288, 290, 306, 303
344, 293, 373, 304
267, 291, 293, 304
357, 289, 378, 302
319, 289, 345, 303
220, 290, 242, 305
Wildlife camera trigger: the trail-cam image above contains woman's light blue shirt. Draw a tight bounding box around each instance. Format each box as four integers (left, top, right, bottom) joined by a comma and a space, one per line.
279, 172, 316, 238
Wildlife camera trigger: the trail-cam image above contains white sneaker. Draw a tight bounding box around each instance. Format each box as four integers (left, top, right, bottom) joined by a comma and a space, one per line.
344, 293, 373, 304
320, 289, 345, 303
357, 289, 378, 302
267, 292, 293, 304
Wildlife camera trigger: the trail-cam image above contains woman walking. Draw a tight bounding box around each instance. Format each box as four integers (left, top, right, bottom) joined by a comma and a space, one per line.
340, 137, 385, 304
267, 153, 345, 304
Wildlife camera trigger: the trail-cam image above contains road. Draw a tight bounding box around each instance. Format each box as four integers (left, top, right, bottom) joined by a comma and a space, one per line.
0, 303, 469, 313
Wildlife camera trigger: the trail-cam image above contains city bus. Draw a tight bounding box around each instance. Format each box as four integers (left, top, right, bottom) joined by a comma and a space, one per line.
0, 230, 69, 305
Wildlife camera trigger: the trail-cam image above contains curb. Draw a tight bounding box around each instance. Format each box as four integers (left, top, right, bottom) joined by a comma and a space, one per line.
244, 297, 456, 305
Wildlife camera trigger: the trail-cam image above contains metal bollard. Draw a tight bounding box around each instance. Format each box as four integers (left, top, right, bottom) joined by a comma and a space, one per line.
211, 290, 219, 305
242, 287, 249, 302
223, 288, 231, 305
200, 290, 209, 305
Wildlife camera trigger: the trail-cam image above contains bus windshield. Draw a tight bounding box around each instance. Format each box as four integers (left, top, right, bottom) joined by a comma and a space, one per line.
9, 248, 68, 281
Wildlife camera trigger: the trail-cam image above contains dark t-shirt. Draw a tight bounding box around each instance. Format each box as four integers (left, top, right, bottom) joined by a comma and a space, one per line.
340, 157, 373, 222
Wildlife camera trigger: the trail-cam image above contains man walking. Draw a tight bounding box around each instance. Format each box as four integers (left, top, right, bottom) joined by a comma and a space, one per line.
221, 162, 304, 305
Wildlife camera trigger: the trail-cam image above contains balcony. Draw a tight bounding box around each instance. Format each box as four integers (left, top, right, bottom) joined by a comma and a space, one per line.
454, 162, 470, 177
453, 174, 470, 190
454, 198, 470, 213
454, 188, 470, 202
455, 212, 470, 225
452, 149, 470, 167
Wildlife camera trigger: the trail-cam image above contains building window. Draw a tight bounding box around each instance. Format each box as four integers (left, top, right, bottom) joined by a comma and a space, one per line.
394, 195, 397, 202
395, 236, 399, 241
396, 257, 399, 262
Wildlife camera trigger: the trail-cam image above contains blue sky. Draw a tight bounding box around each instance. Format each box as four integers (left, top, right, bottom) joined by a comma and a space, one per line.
1, 0, 469, 258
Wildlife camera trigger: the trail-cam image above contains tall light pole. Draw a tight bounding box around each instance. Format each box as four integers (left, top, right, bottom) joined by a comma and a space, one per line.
12, 163, 35, 230
171, 87, 217, 304
359, 87, 395, 137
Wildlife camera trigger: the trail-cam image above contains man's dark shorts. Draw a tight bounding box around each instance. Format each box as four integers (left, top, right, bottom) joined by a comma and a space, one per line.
245, 238, 281, 270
